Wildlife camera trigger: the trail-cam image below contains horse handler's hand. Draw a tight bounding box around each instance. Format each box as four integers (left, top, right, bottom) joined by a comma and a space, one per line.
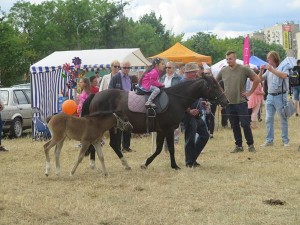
189, 109, 199, 117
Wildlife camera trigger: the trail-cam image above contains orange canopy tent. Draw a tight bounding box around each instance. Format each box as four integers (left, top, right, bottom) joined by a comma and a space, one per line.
149, 42, 212, 65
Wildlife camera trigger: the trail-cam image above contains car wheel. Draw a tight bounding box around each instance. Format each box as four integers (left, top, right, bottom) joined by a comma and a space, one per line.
10, 118, 23, 138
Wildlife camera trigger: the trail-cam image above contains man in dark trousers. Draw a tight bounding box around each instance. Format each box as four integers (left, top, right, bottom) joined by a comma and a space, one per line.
216, 50, 260, 153
108, 60, 134, 153
182, 62, 210, 168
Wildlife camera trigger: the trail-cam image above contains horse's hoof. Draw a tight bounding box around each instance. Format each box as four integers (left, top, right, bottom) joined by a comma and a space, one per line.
90, 161, 95, 170
45, 173, 49, 177
140, 164, 147, 169
172, 166, 181, 170
125, 166, 132, 170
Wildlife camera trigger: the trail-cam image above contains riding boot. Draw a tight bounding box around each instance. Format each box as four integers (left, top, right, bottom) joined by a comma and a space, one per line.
145, 88, 160, 108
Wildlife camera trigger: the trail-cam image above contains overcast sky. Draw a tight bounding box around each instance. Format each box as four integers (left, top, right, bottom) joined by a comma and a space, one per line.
1, 0, 300, 39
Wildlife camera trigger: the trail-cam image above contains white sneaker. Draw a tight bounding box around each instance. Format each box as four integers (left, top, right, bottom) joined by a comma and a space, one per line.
283, 143, 289, 147
260, 142, 273, 147
145, 101, 157, 108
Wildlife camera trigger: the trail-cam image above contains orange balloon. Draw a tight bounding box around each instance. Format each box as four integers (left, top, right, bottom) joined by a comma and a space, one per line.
62, 99, 77, 115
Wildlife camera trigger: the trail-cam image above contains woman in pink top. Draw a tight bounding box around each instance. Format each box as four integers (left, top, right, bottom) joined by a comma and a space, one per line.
248, 81, 264, 128
77, 77, 91, 116
139, 58, 165, 108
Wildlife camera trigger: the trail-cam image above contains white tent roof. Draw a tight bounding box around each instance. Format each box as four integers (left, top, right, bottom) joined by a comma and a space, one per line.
30, 48, 151, 74
211, 59, 257, 77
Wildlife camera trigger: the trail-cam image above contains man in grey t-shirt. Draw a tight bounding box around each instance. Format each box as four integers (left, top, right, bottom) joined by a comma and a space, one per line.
216, 50, 260, 153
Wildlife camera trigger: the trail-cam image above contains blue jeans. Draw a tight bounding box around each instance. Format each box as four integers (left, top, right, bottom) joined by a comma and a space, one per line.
265, 94, 289, 144
293, 85, 300, 101
225, 102, 254, 147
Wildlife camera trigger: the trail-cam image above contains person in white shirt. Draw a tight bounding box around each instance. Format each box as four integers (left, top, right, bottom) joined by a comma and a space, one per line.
99, 60, 120, 91
160, 61, 182, 88
159, 61, 182, 152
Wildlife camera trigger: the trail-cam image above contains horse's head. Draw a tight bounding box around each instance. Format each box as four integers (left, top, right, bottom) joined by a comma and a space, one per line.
201, 75, 229, 107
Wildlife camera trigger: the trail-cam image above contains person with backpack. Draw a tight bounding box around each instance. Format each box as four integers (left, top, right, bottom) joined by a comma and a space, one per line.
258, 51, 290, 147
290, 59, 300, 116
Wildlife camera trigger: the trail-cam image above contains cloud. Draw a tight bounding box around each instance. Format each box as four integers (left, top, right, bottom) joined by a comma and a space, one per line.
3, 0, 300, 39
128, 0, 300, 39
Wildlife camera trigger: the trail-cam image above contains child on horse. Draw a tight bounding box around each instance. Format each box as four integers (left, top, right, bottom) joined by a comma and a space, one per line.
139, 58, 165, 108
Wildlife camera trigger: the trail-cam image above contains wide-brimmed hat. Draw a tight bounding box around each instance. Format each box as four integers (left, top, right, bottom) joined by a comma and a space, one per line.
185, 62, 199, 72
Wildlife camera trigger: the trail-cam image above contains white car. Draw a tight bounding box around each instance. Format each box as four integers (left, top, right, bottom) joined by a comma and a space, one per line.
0, 85, 32, 138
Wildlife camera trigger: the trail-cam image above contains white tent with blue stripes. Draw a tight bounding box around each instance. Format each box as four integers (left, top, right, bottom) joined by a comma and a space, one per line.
30, 48, 151, 134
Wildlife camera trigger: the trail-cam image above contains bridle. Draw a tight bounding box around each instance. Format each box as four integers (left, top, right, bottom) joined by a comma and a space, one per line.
113, 113, 133, 131
212, 91, 226, 103
165, 78, 226, 104
203, 76, 227, 104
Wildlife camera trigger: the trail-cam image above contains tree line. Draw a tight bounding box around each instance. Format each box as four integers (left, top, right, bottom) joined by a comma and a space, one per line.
0, 0, 286, 87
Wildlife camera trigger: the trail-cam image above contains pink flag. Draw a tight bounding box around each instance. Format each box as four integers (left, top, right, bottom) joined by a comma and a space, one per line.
243, 35, 250, 65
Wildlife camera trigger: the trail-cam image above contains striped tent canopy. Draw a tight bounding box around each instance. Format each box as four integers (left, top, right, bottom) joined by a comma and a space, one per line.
30, 48, 151, 74
29, 48, 151, 138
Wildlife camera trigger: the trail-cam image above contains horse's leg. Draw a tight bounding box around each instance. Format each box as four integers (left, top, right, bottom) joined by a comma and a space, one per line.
141, 132, 165, 169
70, 142, 90, 176
54, 140, 65, 176
44, 138, 59, 176
109, 128, 131, 170
88, 144, 96, 170
165, 131, 180, 170
93, 141, 108, 176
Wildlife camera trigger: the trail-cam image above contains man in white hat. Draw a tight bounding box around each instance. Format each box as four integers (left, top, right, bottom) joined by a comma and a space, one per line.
182, 62, 210, 168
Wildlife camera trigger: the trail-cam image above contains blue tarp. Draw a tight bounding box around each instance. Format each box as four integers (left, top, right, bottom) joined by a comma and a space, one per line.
250, 55, 267, 68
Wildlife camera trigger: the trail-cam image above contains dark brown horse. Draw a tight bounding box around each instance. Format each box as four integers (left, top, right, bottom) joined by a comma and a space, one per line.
89, 75, 229, 170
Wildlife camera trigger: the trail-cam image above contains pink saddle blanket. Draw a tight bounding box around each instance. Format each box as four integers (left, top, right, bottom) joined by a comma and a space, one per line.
128, 91, 147, 113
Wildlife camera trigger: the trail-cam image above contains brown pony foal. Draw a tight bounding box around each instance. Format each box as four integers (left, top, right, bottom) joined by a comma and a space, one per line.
44, 112, 132, 177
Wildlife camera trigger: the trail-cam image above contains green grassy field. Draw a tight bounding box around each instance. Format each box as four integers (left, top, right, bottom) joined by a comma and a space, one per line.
1, 111, 300, 225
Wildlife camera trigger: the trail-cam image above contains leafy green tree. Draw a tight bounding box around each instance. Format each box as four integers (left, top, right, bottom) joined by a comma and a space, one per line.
128, 23, 162, 57
139, 11, 173, 50
184, 32, 217, 58
0, 0, 290, 86
0, 19, 29, 86
250, 38, 286, 61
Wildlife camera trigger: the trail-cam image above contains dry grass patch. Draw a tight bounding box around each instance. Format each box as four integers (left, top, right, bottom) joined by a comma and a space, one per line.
1, 113, 300, 225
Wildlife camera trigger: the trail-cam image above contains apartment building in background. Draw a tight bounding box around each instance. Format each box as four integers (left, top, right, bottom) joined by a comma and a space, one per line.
250, 21, 300, 59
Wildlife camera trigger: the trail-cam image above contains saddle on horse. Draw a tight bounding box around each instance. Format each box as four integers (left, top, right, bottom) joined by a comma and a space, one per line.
128, 91, 169, 114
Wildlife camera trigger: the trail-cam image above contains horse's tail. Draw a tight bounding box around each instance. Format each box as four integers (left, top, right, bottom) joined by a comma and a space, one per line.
81, 93, 95, 117
46, 115, 53, 124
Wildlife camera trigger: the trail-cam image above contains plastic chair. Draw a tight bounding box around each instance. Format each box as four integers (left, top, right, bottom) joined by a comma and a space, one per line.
33, 116, 51, 141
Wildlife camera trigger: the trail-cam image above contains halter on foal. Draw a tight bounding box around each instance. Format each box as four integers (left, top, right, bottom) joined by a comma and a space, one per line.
43, 112, 132, 177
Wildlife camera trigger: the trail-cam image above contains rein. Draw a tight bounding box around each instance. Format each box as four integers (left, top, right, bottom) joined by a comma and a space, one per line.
113, 113, 133, 131
213, 91, 226, 102
166, 80, 226, 103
